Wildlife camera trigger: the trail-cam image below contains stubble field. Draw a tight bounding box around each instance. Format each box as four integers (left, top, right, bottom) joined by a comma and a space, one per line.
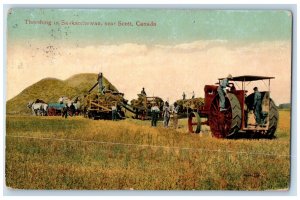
5, 110, 290, 190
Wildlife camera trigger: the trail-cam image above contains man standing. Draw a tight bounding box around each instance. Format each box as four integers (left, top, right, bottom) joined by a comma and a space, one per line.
141, 87, 147, 96
163, 101, 170, 127
97, 72, 104, 94
173, 102, 180, 129
253, 87, 262, 126
192, 91, 195, 99
111, 103, 117, 121
217, 74, 233, 112
151, 102, 160, 127
182, 92, 186, 100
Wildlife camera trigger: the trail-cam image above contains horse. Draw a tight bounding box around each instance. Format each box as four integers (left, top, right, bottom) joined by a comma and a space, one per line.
27, 101, 48, 116
58, 96, 81, 115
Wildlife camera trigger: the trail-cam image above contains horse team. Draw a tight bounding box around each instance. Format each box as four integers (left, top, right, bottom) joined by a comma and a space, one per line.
27, 96, 81, 116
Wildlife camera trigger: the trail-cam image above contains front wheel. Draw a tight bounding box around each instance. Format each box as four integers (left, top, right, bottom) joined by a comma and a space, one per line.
188, 112, 201, 133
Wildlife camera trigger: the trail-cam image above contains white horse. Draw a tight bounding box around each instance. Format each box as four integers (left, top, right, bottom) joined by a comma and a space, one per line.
27, 102, 48, 116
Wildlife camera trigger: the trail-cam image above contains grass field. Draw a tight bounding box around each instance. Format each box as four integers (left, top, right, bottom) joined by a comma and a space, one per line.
5, 110, 291, 190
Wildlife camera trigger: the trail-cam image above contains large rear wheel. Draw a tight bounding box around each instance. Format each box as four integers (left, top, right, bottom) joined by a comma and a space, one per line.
266, 99, 279, 138
209, 93, 242, 138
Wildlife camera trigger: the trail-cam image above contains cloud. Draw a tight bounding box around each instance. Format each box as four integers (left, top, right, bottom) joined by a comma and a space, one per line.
7, 40, 291, 104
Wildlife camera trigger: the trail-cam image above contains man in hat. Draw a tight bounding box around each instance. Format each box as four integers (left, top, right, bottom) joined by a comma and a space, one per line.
253, 87, 262, 126
163, 101, 170, 127
173, 102, 180, 129
97, 72, 104, 94
217, 74, 233, 111
141, 87, 147, 96
111, 102, 117, 121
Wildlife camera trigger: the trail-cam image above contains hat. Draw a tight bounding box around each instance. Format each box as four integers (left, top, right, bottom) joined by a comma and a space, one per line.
227, 74, 233, 79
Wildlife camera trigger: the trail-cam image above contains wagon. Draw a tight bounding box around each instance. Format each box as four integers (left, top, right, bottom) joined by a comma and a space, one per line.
130, 94, 164, 120
83, 89, 135, 120
175, 97, 204, 118
47, 103, 66, 116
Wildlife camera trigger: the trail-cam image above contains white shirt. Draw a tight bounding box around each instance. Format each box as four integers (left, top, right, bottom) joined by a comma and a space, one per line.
151, 106, 160, 112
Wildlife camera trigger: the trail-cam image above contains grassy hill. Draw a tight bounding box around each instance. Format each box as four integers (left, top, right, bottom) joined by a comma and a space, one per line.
6, 73, 118, 115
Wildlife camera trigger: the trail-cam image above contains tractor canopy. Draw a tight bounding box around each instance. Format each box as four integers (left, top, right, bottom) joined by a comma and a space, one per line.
218, 75, 274, 82
218, 75, 275, 92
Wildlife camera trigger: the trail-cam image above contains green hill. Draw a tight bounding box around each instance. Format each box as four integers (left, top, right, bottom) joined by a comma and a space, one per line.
6, 73, 118, 115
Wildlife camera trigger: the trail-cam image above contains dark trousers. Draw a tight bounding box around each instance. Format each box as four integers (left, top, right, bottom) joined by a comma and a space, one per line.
217, 87, 226, 110
254, 103, 262, 125
151, 112, 158, 126
112, 110, 117, 121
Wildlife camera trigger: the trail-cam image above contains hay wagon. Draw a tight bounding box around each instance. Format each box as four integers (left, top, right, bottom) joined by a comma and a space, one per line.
83, 91, 131, 120
175, 97, 204, 118
130, 94, 164, 120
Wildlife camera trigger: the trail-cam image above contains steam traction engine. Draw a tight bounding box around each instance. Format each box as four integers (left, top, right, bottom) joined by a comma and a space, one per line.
188, 75, 279, 138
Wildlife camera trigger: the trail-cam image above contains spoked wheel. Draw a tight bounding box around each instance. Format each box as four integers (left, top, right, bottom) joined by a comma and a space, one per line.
188, 112, 201, 133
209, 93, 242, 138
266, 98, 279, 138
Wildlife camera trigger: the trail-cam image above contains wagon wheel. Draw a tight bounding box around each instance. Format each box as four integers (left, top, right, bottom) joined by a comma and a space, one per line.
266, 98, 279, 138
188, 112, 201, 133
209, 93, 241, 138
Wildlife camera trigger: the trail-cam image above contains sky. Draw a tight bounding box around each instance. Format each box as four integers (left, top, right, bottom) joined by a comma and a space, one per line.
6, 9, 292, 104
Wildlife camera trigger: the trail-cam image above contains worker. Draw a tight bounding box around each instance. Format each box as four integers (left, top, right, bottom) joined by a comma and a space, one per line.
163, 101, 170, 127
217, 74, 233, 112
192, 91, 195, 99
101, 85, 106, 94
150, 102, 160, 127
97, 72, 103, 94
141, 87, 147, 96
111, 103, 117, 121
253, 87, 262, 126
182, 92, 186, 100
173, 102, 180, 129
